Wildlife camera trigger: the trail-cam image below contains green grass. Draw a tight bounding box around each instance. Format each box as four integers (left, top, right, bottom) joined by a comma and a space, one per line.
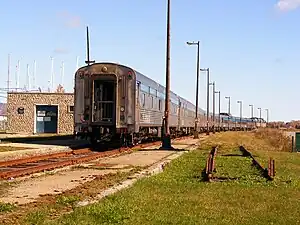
43, 131, 300, 225
0, 202, 16, 213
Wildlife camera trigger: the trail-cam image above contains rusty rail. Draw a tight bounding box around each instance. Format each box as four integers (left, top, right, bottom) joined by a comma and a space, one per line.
0, 149, 91, 167
267, 158, 275, 180
204, 146, 218, 182
0, 148, 132, 179
239, 146, 276, 181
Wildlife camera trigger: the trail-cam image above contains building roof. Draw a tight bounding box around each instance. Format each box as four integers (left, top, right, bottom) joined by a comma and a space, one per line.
0, 103, 6, 116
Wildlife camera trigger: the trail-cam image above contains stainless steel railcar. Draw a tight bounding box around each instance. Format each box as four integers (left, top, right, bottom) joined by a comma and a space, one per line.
73, 62, 260, 145
73, 62, 208, 145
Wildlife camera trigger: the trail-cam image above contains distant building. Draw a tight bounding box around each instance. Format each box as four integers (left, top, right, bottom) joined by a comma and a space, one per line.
6, 92, 74, 134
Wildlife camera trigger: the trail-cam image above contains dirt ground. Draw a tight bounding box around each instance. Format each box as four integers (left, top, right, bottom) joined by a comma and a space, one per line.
0, 136, 203, 225
0, 137, 201, 205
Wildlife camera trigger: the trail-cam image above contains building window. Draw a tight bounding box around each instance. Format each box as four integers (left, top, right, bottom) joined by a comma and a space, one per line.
159, 99, 162, 111
68, 105, 74, 113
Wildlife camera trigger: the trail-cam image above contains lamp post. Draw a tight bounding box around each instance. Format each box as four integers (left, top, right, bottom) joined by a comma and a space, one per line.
160, 0, 174, 150
200, 68, 210, 135
225, 96, 230, 130
249, 104, 254, 129
265, 108, 269, 127
237, 100, 242, 129
215, 91, 221, 131
212, 82, 215, 133
258, 107, 262, 128
187, 41, 200, 139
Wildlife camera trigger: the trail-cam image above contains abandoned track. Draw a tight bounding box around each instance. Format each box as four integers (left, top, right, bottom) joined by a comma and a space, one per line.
0, 136, 192, 180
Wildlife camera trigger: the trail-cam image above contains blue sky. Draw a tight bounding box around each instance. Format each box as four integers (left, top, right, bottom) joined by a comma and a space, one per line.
0, 0, 299, 122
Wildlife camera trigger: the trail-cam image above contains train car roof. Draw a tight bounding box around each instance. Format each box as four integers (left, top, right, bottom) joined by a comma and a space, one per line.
77, 62, 206, 114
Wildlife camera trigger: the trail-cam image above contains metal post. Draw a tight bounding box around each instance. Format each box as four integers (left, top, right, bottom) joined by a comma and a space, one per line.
85, 26, 95, 66
160, 0, 173, 150
249, 104, 253, 129
195, 42, 200, 138
237, 101, 242, 129
218, 91, 221, 130
214, 91, 220, 131
258, 107, 262, 128
200, 68, 210, 135
225, 96, 230, 130
187, 41, 200, 139
212, 82, 215, 133
265, 108, 269, 127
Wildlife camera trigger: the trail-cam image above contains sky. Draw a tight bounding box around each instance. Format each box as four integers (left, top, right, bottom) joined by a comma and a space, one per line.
0, 0, 299, 122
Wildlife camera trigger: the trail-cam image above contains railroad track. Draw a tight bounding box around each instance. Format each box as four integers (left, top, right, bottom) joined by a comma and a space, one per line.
0, 136, 192, 180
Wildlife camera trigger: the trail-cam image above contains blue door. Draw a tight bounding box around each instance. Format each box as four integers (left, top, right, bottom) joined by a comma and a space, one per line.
36, 105, 58, 133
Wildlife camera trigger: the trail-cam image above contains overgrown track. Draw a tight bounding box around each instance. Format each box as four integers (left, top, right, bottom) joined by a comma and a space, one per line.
202, 145, 276, 182
0, 136, 192, 180
239, 146, 275, 181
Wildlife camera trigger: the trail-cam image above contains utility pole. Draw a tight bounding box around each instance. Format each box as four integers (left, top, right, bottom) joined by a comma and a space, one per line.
160, 0, 174, 150
265, 108, 269, 127
237, 100, 243, 129
200, 68, 210, 135
186, 41, 200, 139
258, 107, 262, 127
249, 104, 254, 129
212, 82, 215, 133
225, 96, 230, 130
215, 91, 221, 130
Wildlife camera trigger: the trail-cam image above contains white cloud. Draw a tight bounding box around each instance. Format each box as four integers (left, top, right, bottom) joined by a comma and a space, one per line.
57, 11, 82, 28
276, 0, 300, 11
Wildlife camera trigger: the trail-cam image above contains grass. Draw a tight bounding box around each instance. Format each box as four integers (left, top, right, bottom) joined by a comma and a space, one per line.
42, 130, 300, 225
0, 203, 16, 213
0, 146, 32, 152
0, 170, 140, 225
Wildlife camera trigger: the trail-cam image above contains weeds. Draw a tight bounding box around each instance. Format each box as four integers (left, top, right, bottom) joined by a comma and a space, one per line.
0, 202, 16, 213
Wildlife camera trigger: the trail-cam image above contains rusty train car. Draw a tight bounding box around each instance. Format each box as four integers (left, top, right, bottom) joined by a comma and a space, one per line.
73, 62, 259, 145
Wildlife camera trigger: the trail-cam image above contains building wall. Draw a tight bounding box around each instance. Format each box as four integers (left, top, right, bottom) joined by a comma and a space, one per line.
7, 92, 74, 134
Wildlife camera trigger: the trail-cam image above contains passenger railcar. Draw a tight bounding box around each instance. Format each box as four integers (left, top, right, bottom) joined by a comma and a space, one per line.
73, 62, 261, 145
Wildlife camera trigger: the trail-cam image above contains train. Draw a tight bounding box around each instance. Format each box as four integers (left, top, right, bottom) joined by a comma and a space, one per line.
73, 62, 266, 145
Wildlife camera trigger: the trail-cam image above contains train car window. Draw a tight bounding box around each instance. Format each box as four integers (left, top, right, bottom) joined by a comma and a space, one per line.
150, 88, 156, 96
142, 93, 146, 107
141, 83, 148, 93
151, 96, 154, 108
159, 99, 162, 111
158, 92, 165, 99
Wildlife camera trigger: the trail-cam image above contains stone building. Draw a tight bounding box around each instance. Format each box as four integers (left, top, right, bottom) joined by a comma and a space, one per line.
7, 92, 74, 134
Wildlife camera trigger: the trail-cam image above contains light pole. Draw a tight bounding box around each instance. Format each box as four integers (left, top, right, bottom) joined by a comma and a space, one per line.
258, 107, 262, 128
212, 82, 215, 133
265, 108, 269, 127
160, 0, 173, 150
187, 41, 200, 139
249, 104, 254, 119
215, 91, 221, 130
225, 96, 231, 115
249, 104, 254, 129
225, 96, 230, 130
237, 100, 242, 129
200, 68, 210, 135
